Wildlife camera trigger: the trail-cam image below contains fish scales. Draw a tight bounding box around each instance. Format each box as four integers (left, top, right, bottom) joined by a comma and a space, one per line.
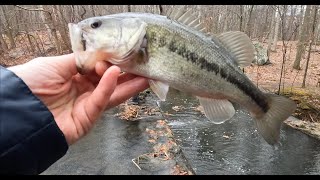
141, 24, 269, 113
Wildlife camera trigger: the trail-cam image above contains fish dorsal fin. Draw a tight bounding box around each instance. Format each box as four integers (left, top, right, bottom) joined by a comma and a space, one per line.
148, 80, 169, 101
167, 6, 185, 20
168, 7, 206, 33
217, 31, 255, 68
197, 96, 235, 124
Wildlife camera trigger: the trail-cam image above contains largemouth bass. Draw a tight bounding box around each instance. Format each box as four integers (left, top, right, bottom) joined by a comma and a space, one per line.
68, 9, 296, 145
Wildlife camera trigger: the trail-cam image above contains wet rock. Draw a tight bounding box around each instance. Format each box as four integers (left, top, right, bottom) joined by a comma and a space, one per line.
131, 89, 150, 105
133, 154, 176, 174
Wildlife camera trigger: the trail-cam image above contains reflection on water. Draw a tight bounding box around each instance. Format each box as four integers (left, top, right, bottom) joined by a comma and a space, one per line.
158, 89, 320, 175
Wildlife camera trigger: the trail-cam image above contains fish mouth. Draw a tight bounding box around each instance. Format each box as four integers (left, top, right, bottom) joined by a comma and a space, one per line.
69, 23, 101, 75
68, 20, 147, 74
69, 23, 84, 52
81, 35, 86, 51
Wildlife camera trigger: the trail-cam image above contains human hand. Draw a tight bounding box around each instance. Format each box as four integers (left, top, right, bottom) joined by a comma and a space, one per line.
8, 54, 149, 145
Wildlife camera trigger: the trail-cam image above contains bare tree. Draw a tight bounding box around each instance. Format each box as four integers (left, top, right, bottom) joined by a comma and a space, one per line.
159, 5, 164, 15
277, 5, 290, 94
271, 7, 281, 51
13, 5, 62, 54
38, 5, 62, 54
268, 7, 276, 53
26, 32, 35, 52
0, 31, 8, 51
54, 5, 71, 51
245, 5, 255, 37
89, 5, 96, 17
294, 5, 312, 70
239, 5, 244, 31
302, 5, 318, 88
0, 6, 16, 49
259, 6, 270, 42
297, 5, 305, 40
287, 5, 297, 41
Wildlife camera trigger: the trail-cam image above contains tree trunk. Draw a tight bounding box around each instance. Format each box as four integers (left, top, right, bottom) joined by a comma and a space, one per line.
213, 6, 221, 34
54, 5, 71, 51
158, 5, 163, 15
268, 7, 276, 53
245, 5, 255, 37
0, 33, 8, 51
39, 5, 62, 54
90, 5, 96, 17
297, 5, 305, 40
316, 21, 320, 43
271, 7, 280, 52
302, 6, 318, 88
239, 5, 244, 31
128, 5, 131, 12
287, 5, 297, 40
280, 6, 288, 40
34, 31, 46, 55
294, 5, 312, 70
222, 6, 230, 32
259, 6, 269, 42
26, 31, 35, 53
0, 6, 16, 49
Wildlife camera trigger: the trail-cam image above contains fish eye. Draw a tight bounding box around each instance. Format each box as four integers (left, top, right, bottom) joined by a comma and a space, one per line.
90, 20, 102, 29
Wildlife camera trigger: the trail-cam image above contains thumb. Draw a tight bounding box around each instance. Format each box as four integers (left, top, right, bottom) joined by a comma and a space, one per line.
85, 66, 121, 123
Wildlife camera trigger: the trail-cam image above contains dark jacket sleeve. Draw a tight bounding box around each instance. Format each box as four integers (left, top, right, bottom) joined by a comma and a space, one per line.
0, 66, 68, 174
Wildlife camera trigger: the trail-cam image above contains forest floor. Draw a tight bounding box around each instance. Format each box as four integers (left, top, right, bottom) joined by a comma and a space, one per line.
0, 38, 319, 138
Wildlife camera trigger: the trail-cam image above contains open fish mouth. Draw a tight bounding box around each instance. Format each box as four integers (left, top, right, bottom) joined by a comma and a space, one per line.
68, 23, 97, 74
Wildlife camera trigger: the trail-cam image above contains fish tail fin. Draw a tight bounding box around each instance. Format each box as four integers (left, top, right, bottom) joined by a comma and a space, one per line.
254, 94, 296, 145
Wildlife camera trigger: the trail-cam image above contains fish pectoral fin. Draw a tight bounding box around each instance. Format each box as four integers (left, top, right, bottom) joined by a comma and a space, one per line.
149, 80, 169, 101
216, 31, 255, 68
197, 96, 235, 124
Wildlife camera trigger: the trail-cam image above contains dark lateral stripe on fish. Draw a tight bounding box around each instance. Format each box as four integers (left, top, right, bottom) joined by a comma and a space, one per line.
167, 39, 269, 113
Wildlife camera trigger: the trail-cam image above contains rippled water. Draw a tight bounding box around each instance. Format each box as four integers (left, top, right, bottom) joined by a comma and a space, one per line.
158, 89, 320, 175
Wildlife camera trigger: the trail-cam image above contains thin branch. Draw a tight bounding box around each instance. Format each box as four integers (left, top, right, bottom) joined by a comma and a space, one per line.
309, 113, 315, 122
14, 5, 51, 14
271, 5, 278, 12
277, 5, 291, 94
226, 8, 241, 19
80, 5, 87, 19
131, 159, 142, 170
